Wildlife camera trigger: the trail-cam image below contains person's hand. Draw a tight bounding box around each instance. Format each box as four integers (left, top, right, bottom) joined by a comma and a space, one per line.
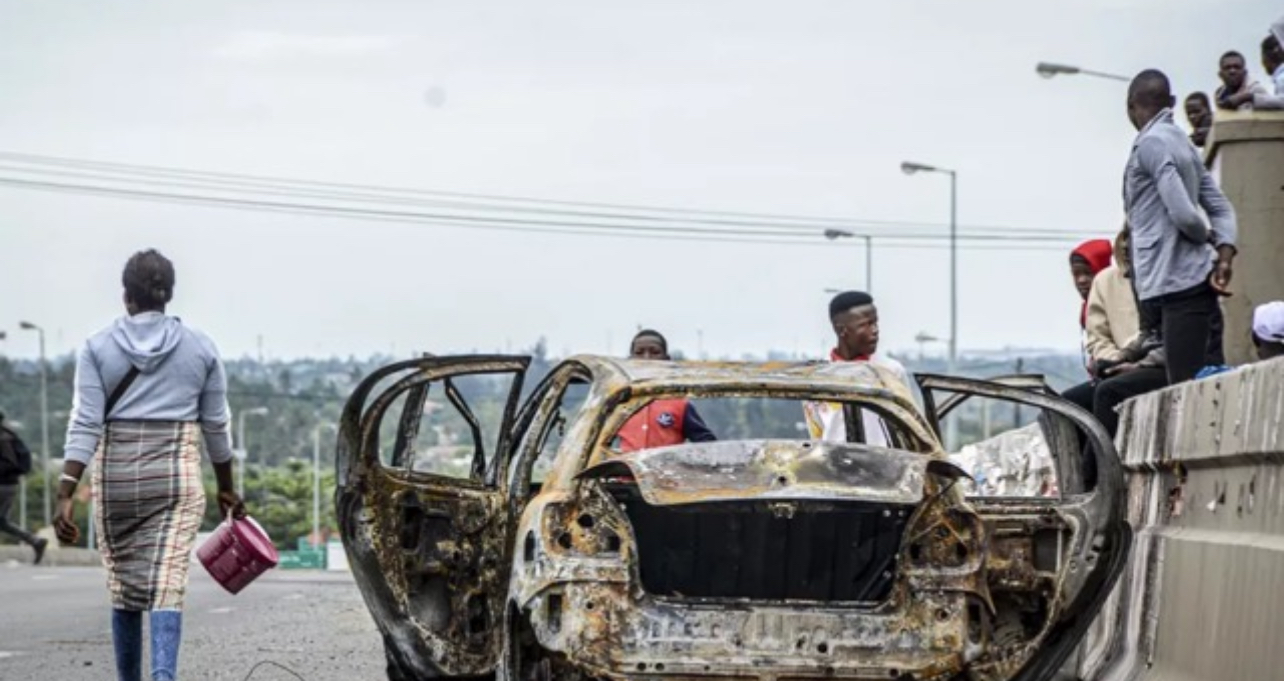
217, 490, 247, 520
54, 497, 80, 545
1104, 362, 1140, 377
1228, 92, 1254, 108
1095, 359, 1119, 376
1210, 250, 1235, 296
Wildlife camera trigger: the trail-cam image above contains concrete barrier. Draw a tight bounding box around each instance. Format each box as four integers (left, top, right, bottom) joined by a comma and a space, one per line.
1204, 111, 1284, 365
1080, 357, 1284, 681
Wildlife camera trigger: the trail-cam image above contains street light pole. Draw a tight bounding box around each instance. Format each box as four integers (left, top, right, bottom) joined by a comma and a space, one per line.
2, 329, 26, 530
863, 235, 873, 293
19, 321, 51, 527
822, 229, 874, 292
949, 169, 958, 398
900, 163, 959, 450
312, 422, 337, 548
235, 407, 270, 499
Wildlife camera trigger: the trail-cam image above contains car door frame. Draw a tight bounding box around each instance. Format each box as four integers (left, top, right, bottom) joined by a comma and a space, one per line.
505, 360, 595, 504
335, 354, 532, 679
912, 372, 1133, 681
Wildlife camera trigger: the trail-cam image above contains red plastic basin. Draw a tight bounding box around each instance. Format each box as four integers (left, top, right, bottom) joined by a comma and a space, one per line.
196, 515, 279, 594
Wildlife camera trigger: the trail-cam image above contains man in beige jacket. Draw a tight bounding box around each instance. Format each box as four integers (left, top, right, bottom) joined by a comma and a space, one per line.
1084, 231, 1142, 367
1090, 229, 1178, 437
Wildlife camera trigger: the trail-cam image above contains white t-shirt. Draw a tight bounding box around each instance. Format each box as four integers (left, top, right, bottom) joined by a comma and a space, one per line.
803, 355, 919, 447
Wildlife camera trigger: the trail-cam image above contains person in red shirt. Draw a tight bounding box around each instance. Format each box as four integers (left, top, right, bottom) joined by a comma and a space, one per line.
615, 330, 716, 452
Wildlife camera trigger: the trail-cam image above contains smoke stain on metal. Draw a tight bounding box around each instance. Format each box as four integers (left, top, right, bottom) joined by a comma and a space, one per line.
335, 356, 1129, 680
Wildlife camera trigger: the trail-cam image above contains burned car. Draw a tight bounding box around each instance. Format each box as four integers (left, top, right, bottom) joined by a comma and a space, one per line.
336, 356, 1129, 681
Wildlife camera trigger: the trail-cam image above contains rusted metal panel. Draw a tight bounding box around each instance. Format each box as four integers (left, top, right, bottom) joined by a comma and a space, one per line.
1084, 358, 1284, 681
579, 440, 931, 506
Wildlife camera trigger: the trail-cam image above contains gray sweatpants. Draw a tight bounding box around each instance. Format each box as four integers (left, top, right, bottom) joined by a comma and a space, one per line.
0, 483, 39, 546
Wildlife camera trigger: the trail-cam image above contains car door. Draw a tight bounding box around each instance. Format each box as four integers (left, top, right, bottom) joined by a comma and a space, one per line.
912, 373, 1132, 681
335, 355, 531, 679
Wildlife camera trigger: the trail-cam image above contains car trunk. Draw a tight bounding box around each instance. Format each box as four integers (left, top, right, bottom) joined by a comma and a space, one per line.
610, 484, 911, 602
581, 440, 932, 604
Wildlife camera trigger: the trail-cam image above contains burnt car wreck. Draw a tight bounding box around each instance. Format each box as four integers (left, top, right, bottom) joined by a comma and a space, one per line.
336, 356, 1129, 681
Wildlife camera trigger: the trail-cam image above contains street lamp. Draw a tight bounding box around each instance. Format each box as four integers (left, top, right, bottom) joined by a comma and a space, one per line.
822, 229, 873, 293
1035, 61, 1129, 82
235, 407, 270, 498
900, 162, 959, 449
914, 331, 944, 361
312, 422, 338, 549
19, 320, 51, 527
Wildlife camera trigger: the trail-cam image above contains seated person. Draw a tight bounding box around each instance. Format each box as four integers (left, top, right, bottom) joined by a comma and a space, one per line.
1059, 237, 1116, 413
1253, 302, 1284, 361
615, 330, 716, 452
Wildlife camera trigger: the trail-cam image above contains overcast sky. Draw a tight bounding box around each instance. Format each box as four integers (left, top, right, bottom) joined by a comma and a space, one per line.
1, 0, 1276, 362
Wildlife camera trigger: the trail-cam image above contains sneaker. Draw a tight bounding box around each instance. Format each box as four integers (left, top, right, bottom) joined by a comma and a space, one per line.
33, 537, 48, 565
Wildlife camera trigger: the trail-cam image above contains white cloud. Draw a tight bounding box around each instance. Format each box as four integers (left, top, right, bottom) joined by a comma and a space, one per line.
213, 31, 395, 60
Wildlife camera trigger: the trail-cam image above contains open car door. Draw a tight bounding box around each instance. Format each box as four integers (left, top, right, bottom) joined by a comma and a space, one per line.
913, 373, 1132, 681
335, 355, 530, 679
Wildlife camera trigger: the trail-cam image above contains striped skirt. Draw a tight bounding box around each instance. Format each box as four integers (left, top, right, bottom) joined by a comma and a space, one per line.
92, 421, 206, 611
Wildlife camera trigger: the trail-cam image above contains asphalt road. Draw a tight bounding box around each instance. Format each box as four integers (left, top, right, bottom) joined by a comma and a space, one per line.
0, 562, 388, 680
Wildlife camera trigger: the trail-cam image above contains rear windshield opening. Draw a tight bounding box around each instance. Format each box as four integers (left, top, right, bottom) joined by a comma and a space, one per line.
606, 395, 928, 455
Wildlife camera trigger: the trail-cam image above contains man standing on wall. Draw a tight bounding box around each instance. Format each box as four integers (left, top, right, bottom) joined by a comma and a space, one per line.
1123, 69, 1238, 386
1214, 51, 1268, 111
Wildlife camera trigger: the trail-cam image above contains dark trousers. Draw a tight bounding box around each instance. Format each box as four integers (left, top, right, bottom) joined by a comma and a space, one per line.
1158, 284, 1221, 383
1061, 380, 1096, 414
1142, 282, 1224, 385
1094, 367, 1169, 437
0, 483, 40, 546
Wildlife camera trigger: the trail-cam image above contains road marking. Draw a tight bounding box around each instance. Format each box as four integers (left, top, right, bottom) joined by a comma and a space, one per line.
31, 574, 60, 581
283, 593, 304, 600
0, 651, 19, 659
209, 607, 235, 614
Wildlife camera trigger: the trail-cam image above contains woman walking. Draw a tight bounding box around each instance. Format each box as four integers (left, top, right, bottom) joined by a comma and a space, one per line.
53, 249, 245, 681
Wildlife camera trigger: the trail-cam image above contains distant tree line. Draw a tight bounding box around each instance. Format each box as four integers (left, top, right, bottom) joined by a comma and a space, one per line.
0, 342, 1086, 548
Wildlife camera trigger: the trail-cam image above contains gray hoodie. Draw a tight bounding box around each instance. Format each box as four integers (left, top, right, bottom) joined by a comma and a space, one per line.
63, 312, 233, 465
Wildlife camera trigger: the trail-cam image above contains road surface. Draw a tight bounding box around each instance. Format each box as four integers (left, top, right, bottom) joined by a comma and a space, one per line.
0, 561, 387, 680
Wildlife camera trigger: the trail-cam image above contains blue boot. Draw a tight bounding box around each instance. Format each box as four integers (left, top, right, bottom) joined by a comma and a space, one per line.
111, 609, 144, 681
149, 610, 183, 681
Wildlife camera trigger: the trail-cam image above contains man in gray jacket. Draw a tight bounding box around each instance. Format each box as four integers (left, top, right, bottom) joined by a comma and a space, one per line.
1123, 69, 1237, 385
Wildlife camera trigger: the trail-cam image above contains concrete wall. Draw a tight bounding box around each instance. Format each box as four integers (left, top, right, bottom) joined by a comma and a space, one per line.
1205, 112, 1284, 366
1079, 357, 1284, 681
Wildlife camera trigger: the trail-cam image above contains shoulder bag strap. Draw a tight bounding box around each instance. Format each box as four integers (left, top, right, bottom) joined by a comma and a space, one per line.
104, 365, 142, 418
